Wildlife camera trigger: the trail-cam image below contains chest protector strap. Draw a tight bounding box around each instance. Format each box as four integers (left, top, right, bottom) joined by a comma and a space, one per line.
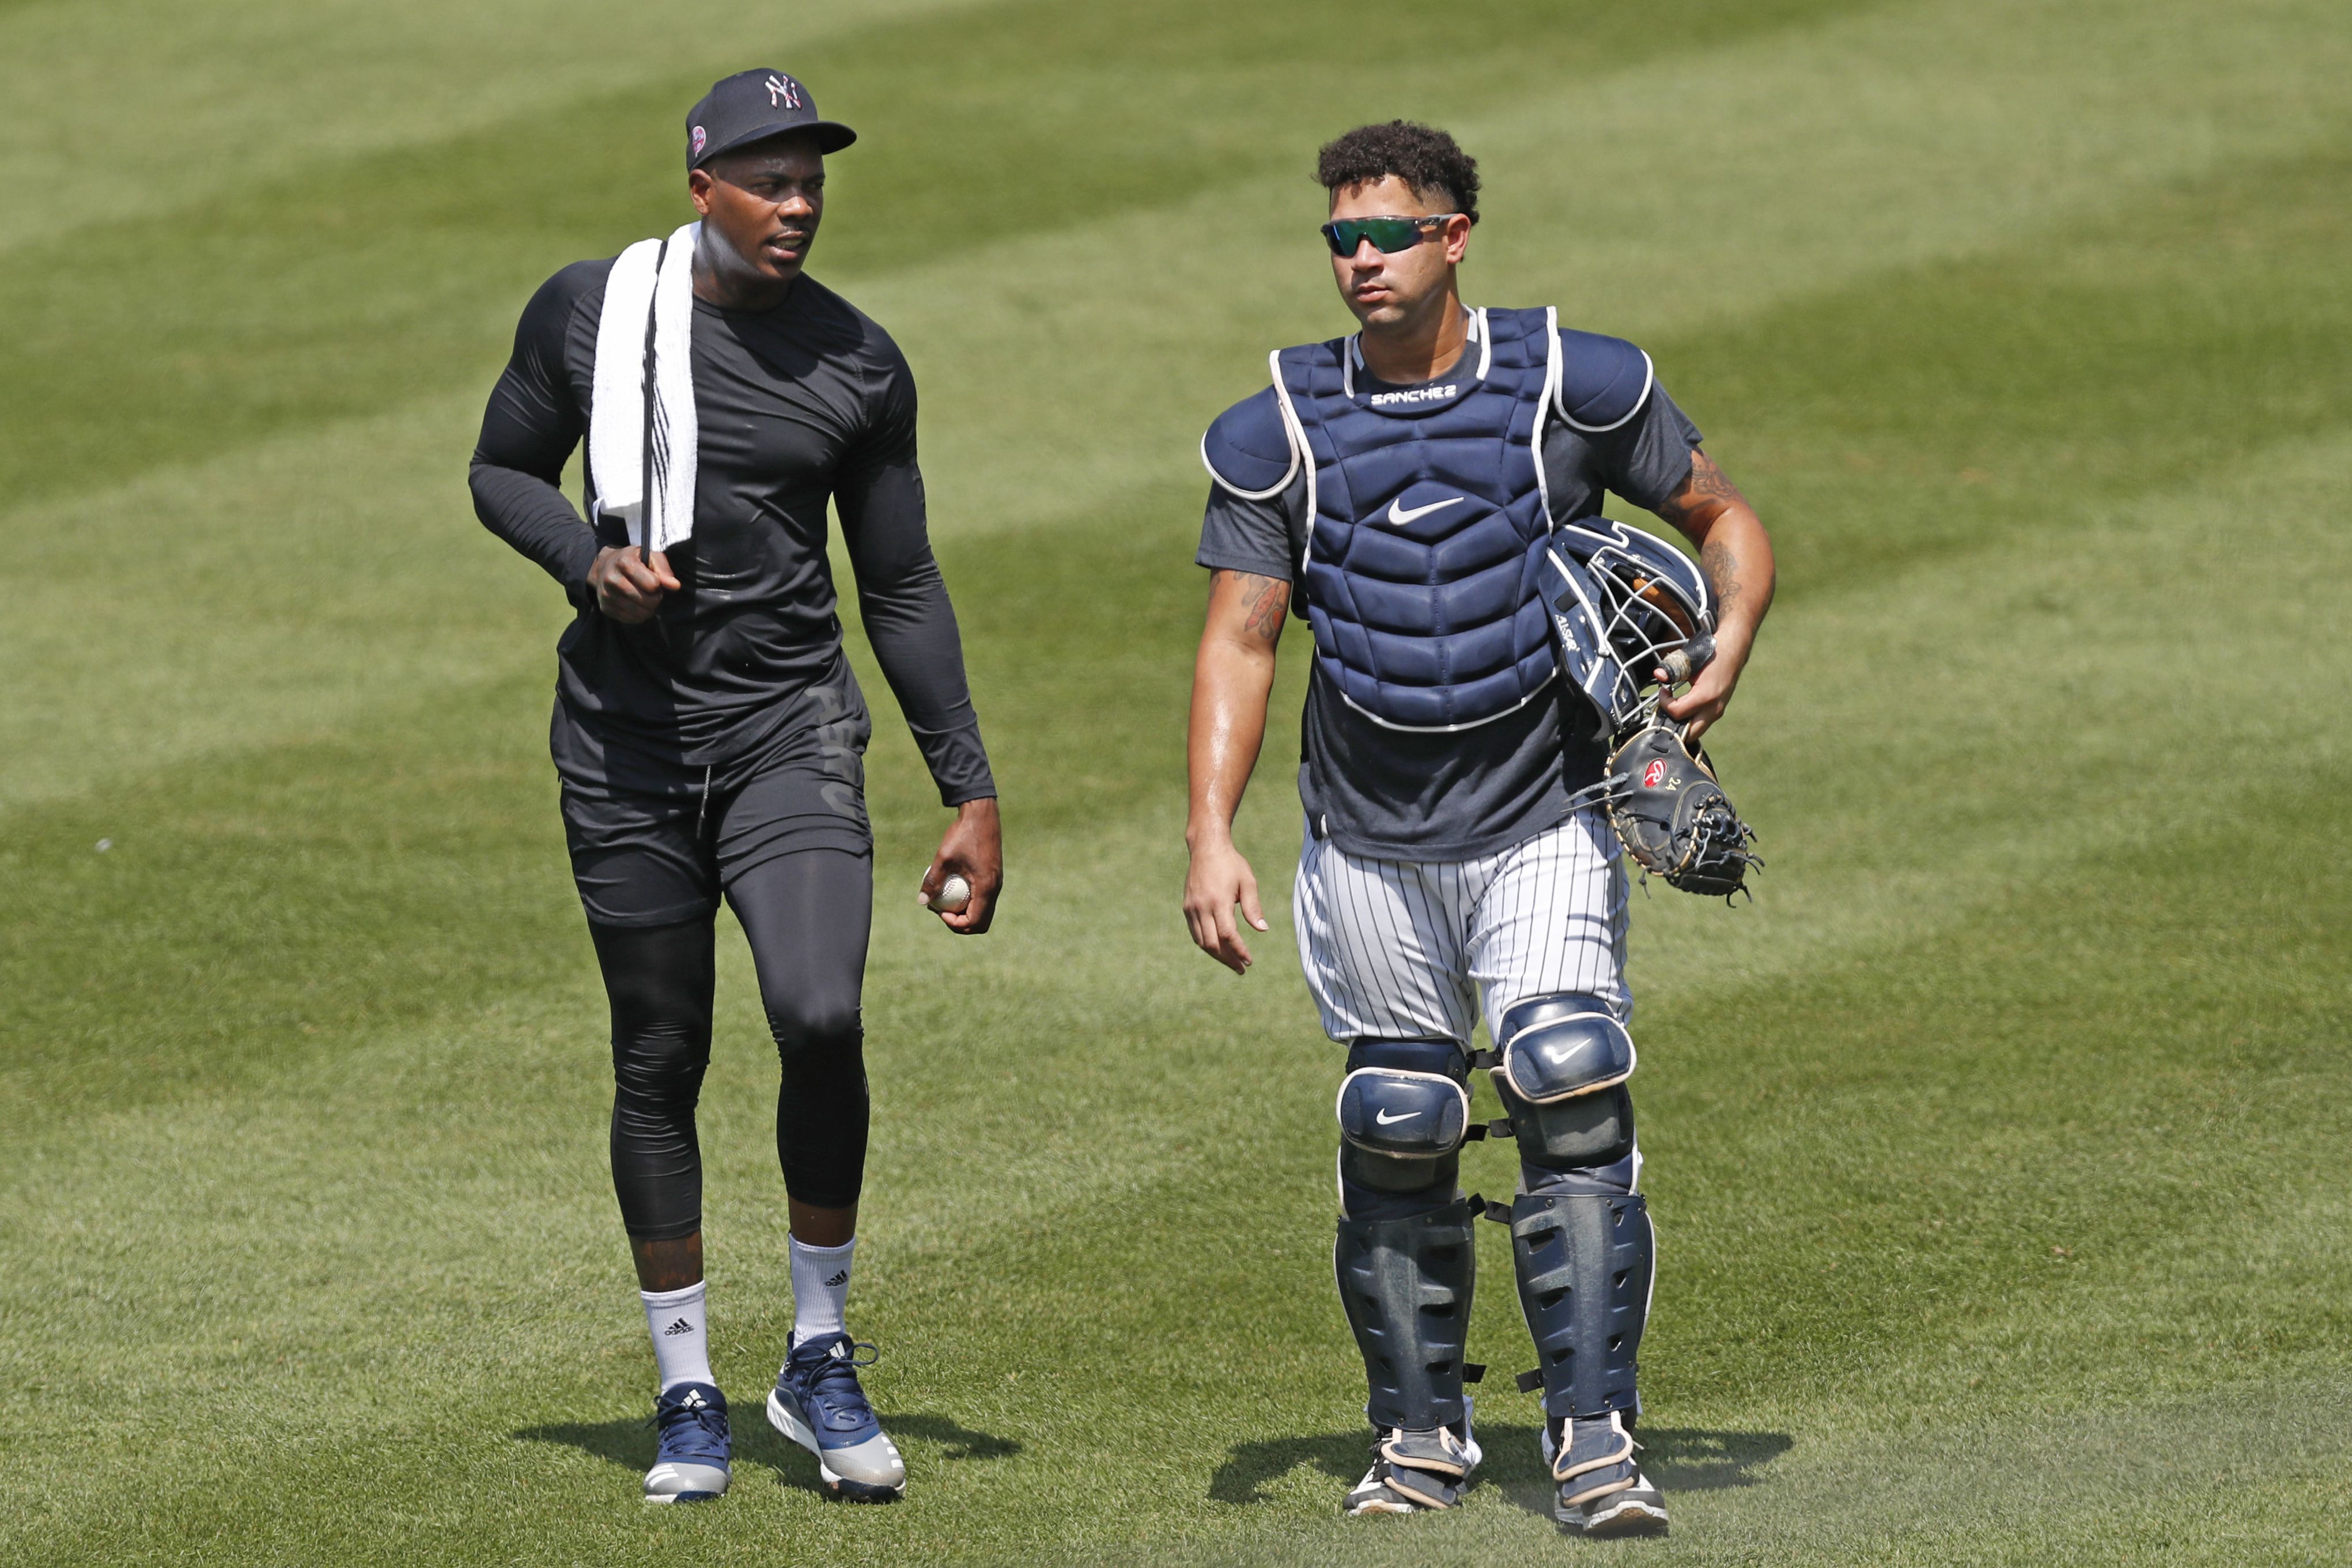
1270, 307, 1564, 733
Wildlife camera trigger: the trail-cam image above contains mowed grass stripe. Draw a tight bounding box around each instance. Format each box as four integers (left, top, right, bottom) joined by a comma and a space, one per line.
9, 143, 2342, 1175
700, 0, 2352, 537
1069, 1374, 2352, 1568
3, 474, 2346, 1546
7, 128, 2347, 816
4, 729, 2346, 1564
0, 0, 986, 256
11, 0, 2344, 522
1676, 147, 2352, 594
3, 417, 2342, 1381
4, 783, 2346, 1562
0, 0, 1869, 513
6, 4, 2352, 1561
7, 393, 2347, 1125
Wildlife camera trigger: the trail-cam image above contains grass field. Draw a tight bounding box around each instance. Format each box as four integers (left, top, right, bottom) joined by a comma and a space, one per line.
4, 1, 2350, 1562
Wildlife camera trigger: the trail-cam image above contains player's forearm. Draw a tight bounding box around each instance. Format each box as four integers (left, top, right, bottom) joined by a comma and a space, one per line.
1696, 505, 1775, 660
1656, 450, 1775, 664
840, 468, 999, 803
856, 578, 996, 803
469, 457, 602, 599
1186, 637, 1276, 851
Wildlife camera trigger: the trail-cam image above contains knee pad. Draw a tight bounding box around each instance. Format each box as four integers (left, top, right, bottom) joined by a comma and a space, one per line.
1335, 1198, 1477, 1432
1492, 995, 1636, 1181
1510, 1190, 1654, 1420
1336, 1040, 1470, 1202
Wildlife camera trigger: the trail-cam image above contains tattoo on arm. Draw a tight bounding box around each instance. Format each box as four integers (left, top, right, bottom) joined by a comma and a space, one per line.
1215, 569, 1291, 645
1700, 536, 1743, 605
1242, 574, 1290, 642
1656, 450, 1748, 531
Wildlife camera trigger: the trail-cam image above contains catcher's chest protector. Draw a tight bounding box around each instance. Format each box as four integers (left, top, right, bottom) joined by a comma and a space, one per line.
1277, 306, 1562, 732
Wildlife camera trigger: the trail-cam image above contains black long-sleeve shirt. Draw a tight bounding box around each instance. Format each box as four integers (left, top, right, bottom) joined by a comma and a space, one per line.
469, 258, 995, 804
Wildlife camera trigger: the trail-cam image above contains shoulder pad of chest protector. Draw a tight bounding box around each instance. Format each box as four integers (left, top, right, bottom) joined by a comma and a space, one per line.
1201, 385, 1299, 498
1555, 329, 1655, 433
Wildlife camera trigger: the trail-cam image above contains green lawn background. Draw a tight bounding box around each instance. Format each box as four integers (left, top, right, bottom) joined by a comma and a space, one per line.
2, 1, 2347, 1562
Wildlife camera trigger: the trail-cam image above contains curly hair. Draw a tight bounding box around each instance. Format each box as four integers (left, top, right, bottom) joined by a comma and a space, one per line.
1314, 121, 1481, 225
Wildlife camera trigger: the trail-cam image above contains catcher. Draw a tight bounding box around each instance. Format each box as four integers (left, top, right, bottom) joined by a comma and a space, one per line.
1182, 120, 1774, 1537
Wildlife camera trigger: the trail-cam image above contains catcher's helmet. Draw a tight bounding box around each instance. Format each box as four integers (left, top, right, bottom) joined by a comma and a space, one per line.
1540, 518, 1715, 738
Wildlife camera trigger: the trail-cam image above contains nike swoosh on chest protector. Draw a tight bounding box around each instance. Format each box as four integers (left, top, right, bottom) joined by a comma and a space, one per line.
1385, 496, 1466, 527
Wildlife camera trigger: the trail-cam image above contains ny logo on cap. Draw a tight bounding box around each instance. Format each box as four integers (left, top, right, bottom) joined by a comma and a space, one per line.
766, 73, 801, 109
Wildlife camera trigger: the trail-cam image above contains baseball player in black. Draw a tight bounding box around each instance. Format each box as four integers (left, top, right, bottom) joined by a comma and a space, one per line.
1182, 122, 1774, 1534
470, 68, 999, 1505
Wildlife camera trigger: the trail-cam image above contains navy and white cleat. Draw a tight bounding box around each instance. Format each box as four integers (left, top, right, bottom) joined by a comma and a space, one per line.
1344, 1404, 1483, 1514
766, 1331, 906, 1502
1540, 1411, 1668, 1537
643, 1381, 731, 1503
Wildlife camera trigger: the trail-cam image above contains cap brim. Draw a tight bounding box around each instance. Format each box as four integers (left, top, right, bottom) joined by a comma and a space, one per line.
697, 120, 857, 166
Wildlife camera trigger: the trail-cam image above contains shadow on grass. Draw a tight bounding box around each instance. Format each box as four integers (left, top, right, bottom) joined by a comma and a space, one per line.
1210, 1430, 1368, 1503
1211, 1423, 1793, 1508
1484, 1423, 1797, 1519
1639, 1427, 1797, 1490
515, 1410, 1021, 1495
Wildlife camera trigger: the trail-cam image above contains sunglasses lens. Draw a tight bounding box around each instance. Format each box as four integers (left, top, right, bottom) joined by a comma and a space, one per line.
1322, 217, 1425, 256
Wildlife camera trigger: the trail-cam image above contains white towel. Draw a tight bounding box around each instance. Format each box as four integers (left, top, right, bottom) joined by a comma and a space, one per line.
589, 222, 701, 554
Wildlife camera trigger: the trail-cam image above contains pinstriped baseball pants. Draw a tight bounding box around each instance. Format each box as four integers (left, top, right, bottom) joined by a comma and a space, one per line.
1292, 810, 1629, 1047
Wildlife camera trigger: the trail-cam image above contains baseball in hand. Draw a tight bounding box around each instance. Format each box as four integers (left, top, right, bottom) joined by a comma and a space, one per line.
925, 873, 972, 913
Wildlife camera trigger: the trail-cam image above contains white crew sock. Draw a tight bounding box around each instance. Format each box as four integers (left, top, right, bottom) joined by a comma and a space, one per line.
641, 1281, 715, 1392
789, 1237, 855, 1340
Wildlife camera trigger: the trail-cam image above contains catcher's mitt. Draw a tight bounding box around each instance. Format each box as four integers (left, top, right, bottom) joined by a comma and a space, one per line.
1595, 722, 1760, 899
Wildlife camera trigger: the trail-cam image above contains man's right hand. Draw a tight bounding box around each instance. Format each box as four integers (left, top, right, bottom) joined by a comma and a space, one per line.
588, 546, 680, 623
1184, 835, 1269, 975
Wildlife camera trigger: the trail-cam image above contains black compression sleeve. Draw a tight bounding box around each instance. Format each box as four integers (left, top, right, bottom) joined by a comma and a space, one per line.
468, 266, 603, 603
835, 374, 997, 805
728, 847, 874, 1210
592, 916, 717, 1241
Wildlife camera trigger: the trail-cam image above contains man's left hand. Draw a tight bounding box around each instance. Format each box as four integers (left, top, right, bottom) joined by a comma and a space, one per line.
1659, 634, 1750, 741
919, 797, 1002, 934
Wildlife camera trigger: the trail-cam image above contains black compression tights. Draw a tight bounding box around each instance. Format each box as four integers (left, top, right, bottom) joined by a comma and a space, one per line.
589, 848, 875, 1240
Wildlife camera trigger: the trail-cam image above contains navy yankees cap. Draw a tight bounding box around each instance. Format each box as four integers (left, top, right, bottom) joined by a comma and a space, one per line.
686, 69, 856, 168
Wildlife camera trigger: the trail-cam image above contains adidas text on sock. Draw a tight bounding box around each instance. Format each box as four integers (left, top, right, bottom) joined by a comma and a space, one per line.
641, 1281, 715, 1392
788, 1236, 854, 1340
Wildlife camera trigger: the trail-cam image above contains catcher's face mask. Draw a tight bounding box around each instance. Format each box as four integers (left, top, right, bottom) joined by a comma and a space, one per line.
1541, 519, 1716, 737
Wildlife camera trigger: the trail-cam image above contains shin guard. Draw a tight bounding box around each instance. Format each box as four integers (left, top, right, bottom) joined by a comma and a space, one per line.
1511, 1191, 1653, 1419
1334, 1197, 1476, 1431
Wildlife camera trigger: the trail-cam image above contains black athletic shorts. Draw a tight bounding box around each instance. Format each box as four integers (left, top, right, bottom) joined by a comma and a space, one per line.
560, 731, 872, 928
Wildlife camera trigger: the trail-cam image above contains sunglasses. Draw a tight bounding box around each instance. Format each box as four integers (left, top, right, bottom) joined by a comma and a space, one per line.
1319, 213, 1461, 257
